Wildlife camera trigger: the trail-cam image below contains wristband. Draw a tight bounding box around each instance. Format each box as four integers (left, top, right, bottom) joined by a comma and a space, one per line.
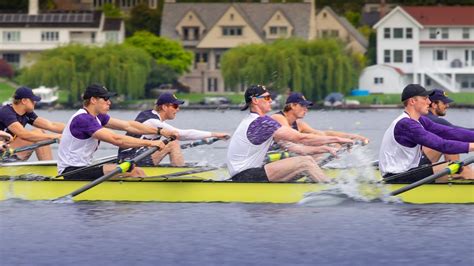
157, 127, 162, 136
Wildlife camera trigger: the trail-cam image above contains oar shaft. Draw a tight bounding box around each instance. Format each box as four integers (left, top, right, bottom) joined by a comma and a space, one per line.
180, 137, 220, 149
390, 157, 474, 196
13, 139, 58, 153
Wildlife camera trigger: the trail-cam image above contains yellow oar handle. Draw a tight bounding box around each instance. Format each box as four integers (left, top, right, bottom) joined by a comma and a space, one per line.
118, 161, 132, 173
447, 161, 462, 175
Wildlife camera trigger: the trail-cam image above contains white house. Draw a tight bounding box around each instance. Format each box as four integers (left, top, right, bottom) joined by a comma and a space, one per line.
0, 0, 125, 69
359, 6, 474, 93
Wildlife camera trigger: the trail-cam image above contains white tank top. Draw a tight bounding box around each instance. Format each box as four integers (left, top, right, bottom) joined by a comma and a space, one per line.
226, 113, 281, 177
379, 112, 422, 175
57, 109, 107, 173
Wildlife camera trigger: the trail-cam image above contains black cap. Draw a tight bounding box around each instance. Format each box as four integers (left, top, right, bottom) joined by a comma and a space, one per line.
241, 85, 269, 111
82, 84, 117, 100
429, 89, 453, 104
14, 86, 41, 102
401, 84, 434, 102
156, 92, 185, 106
286, 92, 313, 106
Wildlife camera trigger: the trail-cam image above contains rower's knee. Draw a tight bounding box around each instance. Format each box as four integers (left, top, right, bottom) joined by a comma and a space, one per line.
300, 156, 317, 169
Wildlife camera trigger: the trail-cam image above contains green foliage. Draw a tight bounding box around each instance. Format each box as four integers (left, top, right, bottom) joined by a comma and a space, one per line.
18, 44, 152, 105
145, 62, 179, 91
0, 82, 15, 102
126, 3, 162, 36
126, 31, 193, 75
221, 38, 365, 100
344, 10, 361, 27
100, 3, 123, 18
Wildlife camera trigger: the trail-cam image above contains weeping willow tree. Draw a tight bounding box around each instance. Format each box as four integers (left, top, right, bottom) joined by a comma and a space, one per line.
19, 44, 152, 106
221, 38, 365, 100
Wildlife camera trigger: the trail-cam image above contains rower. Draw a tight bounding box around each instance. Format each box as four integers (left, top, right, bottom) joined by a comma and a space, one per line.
118, 92, 229, 166
422, 89, 474, 165
57, 84, 172, 180
0, 87, 63, 161
379, 84, 474, 183
271, 92, 369, 156
226, 85, 353, 182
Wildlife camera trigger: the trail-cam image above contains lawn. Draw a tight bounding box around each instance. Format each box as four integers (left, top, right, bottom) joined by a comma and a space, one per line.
346, 92, 474, 105
0, 82, 15, 102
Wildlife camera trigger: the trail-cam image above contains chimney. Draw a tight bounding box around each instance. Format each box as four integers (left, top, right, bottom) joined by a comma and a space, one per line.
29, 0, 39, 15
379, 0, 386, 18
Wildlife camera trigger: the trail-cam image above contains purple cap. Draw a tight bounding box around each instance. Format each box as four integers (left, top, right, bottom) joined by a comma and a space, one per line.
286, 92, 313, 106
429, 89, 453, 104
14, 87, 41, 102
156, 93, 185, 106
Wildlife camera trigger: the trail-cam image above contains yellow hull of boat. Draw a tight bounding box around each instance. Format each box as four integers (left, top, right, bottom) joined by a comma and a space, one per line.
1, 178, 473, 204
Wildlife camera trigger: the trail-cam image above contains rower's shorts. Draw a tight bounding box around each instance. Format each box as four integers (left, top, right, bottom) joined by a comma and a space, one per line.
383, 156, 434, 184
231, 167, 269, 182
61, 165, 105, 180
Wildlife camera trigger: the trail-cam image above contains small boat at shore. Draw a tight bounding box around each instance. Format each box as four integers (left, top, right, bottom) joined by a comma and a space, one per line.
1, 160, 473, 204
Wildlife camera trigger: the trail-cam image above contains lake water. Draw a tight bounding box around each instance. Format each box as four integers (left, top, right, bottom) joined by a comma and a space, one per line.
1, 108, 473, 265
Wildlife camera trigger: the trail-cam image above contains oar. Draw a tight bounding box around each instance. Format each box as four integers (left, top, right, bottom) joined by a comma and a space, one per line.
54, 139, 173, 201
180, 137, 223, 149
1, 139, 58, 158
390, 156, 474, 196
318, 140, 365, 167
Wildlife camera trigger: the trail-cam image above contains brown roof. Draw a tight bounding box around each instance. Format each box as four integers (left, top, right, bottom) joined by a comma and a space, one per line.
103, 18, 122, 31
402, 6, 474, 26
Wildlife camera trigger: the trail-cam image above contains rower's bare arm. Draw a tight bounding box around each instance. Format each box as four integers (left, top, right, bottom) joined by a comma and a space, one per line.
470, 143, 474, 152
298, 121, 325, 135
8, 122, 60, 142
0, 131, 12, 142
284, 143, 338, 156
274, 126, 352, 146
106, 118, 178, 139
32, 117, 65, 133
92, 128, 165, 149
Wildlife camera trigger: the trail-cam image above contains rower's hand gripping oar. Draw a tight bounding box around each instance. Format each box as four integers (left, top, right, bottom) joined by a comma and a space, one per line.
1, 139, 59, 158
390, 156, 474, 196
54, 138, 174, 201
318, 140, 366, 167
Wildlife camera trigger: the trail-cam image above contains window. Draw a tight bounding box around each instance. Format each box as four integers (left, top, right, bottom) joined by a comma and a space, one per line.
2, 53, 20, 67
384, 50, 390, 63
462, 28, 470, 39
394, 50, 403, 63
429, 28, 437, 39
194, 52, 208, 68
393, 28, 403, 38
384, 28, 390, 38
269, 26, 288, 36
433, 49, 447, 61
2, 31, 20, 42
461, 80, 469, 89
330, 30, 339, 37
406, 28, 412, 39
105, 32, 119, 43
426, 78, 431, 86
222, 27, 242, 36
406, 50, 413, 63
441, 28, 449, 39
374, 77, 384, 84
321, 30, 329, 38
91, 32, 96, 43
215, 54, 221, 69
207, 78, 218, 92
41, 31, 59, 42
182, 27, 200, 41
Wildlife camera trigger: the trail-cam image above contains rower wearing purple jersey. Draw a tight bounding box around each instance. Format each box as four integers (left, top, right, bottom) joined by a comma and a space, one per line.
379, 84, 474, 183
57, 84, 173, 180
226, 85, 353, 182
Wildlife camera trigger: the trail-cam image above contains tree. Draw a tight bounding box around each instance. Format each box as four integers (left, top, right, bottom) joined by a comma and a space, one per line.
100, 3, 123, 18
0, 59, 14, 79
126, 31, 193, 76
221, 38, 365, 100
18, 44, 152, 105
126, 3, 162, 36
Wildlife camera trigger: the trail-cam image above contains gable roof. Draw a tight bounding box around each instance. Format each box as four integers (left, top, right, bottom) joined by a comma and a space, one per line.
317, 6, 368, 48
373, 6, 423, 29
161, 3, 312, 41
402, 6, 474, 26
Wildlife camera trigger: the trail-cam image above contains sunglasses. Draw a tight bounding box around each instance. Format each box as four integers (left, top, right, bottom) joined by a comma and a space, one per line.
255, 95, 272, 101
97, 96, 110, 101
